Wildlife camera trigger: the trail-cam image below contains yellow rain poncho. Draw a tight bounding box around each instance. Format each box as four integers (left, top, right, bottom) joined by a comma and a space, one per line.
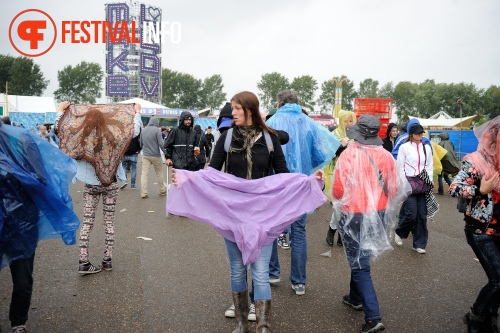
324, 110, 357, 201
431, 140, 448, 176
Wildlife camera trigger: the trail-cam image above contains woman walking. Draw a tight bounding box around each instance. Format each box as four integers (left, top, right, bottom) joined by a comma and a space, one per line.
394, 123, 434, 254
450, 117, 500, 333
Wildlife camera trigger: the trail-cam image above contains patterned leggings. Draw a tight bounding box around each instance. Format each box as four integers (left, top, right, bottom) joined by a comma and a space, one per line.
79, 183, 118, 262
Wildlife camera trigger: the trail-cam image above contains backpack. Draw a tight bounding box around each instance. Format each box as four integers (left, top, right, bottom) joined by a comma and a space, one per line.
223, 128, 274, 174
125, 128, 141, 155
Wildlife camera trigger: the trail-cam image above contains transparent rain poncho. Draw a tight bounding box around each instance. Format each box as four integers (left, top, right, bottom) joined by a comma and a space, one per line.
0, 123, 80, 268
331, 142, 411, 269
266, 103, 340, 174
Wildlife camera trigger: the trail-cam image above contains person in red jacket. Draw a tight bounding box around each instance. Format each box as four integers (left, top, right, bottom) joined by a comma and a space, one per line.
332, 114, 409, 333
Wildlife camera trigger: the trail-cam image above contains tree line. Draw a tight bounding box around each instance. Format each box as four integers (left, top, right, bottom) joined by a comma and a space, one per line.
1, 54, 498, 122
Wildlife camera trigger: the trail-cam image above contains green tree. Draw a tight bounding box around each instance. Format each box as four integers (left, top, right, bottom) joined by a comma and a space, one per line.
483, 85, 500, 118
0, 54, 49, 96
378, 82, 394, 98
358, 78, 379, 98
290, 75, 317, 111
54, 61, 103, 103
392, 81, 419, 121
162, 68, 202, 109
257, 72, 289, 111
317, 75, 356, 113
199, 74, 226, 113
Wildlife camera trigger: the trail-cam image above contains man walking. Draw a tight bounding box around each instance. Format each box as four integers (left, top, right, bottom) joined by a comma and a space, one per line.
140, 116, 167, 198
164, 111, 197, 170
266, 90, 340, 295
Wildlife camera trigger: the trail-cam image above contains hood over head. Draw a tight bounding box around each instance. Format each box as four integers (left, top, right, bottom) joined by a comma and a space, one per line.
179, 111, 194, 129
406, 118, 421, 133
148, 116, 159, 127
438, 132, 449, 140
217, 102, 233, 129
386, 122, 398, 139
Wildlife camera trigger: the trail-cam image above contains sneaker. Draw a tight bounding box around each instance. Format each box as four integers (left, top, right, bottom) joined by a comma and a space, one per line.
291, 283, 305, 295
394, 233, 403, 246
361, 319, 385, 333
78, 261, 101, 275
11, 325, 27, 333
278, 233, 290, 249
224, 304, 235, 318
269, 277, 281, 284
120, 182, 128, 189
412, 247, 426, 254
248, 303, 256, 321
101, 259, 112, 271
343, 295, 363, 311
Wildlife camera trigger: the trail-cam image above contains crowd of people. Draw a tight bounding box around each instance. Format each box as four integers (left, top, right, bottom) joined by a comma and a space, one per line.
0, 91, 498, 333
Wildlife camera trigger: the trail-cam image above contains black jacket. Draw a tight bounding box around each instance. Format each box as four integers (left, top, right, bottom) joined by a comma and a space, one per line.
209, 127, 289, 179
164, 111, 197, 170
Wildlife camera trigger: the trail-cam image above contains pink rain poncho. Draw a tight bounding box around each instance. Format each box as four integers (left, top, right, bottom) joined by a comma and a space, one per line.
331, 142, 411, 268
166, 167, 327, 264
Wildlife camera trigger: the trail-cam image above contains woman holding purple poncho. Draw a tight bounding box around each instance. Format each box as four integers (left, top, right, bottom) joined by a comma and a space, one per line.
168, 91, 326, 332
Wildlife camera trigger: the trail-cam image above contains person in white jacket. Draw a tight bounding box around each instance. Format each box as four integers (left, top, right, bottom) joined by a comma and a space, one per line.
394, 123, 433, 254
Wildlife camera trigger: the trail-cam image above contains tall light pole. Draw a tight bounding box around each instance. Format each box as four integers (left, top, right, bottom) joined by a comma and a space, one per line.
330, 77, 346, 119
456, 97, 463, 158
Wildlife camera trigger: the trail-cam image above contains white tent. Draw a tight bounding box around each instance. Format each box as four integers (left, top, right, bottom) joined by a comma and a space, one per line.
0, 94, 57, 113
408, 115, 478, 128
118, 98, 198, 118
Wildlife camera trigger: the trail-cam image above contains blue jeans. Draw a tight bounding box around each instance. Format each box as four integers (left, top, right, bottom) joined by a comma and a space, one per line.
269, 239, 280, 280
465, 231, 500, 317
268, 215, 307, 285
224, 239, 273, 300
9, 252, 35, 327
340, 212, 382, 321
437, 172, 452, 194
289, 214, 307, 285
396, 194, 428, 249
121, 154, 138, 186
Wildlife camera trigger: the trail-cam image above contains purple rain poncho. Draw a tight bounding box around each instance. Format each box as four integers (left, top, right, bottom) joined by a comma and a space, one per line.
166, 167, 327, 264
0, 122, 80, 268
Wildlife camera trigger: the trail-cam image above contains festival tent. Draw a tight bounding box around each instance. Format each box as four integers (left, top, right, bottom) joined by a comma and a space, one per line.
118, 98, 198, 118
0, 94, 57, 130
408, 114, 478, 128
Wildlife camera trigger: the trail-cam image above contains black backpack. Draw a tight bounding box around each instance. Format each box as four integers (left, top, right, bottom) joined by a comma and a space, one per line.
125, 128, 141, 155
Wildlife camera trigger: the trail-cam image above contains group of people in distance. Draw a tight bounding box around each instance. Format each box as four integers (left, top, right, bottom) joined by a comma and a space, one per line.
1, 90, 499, 333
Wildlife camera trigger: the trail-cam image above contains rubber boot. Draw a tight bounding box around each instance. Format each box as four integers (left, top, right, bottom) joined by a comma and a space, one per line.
232, 291, 250, 333
337, 232, 343, 246
463, 308, 487, 333
326, 227, 335, 247
255, 300, 271, 333
488, 314, 499, 333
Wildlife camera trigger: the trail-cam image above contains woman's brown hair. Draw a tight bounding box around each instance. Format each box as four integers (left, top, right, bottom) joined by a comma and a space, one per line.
230, 91, 276, 135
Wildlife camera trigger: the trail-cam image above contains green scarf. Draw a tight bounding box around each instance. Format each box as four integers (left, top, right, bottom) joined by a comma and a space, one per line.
229, 126, 258, 180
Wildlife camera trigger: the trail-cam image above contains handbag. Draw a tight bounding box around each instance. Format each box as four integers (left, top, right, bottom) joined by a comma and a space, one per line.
407, 143, 433, 194
407, 176, 431, 194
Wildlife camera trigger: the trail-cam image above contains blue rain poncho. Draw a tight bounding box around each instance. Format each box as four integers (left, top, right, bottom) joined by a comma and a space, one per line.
266, 103, 341, 174
0, 122, 80, 268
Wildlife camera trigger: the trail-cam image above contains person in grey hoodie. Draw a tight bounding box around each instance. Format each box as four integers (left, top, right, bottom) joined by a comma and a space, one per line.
139, 116, 167, 199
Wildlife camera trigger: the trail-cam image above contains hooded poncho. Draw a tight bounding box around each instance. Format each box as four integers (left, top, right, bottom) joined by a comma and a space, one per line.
265, 103, 340, 174
0, 122, 80, 268
166, 167, 327, 264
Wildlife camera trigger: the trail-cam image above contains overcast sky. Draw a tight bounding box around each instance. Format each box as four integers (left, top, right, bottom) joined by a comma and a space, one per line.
2, 0, 499, 109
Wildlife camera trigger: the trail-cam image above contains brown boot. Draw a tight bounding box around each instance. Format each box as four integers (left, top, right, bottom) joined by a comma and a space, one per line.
255, 300, 271, 333
232, 291, 250, 333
